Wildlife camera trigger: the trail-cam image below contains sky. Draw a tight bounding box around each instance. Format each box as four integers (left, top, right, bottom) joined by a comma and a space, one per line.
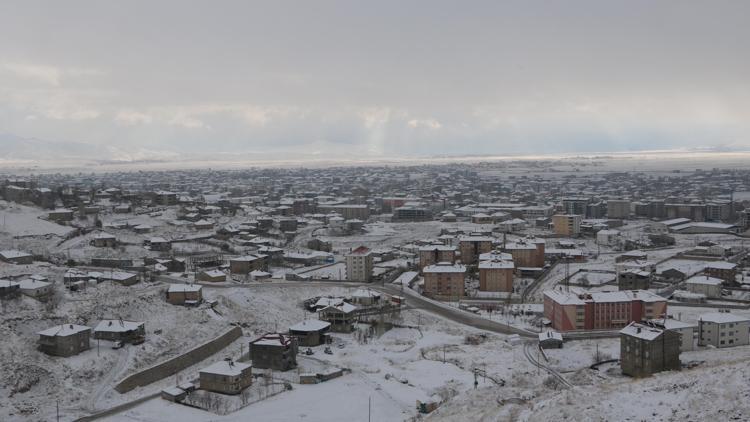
0, 0, 749, 164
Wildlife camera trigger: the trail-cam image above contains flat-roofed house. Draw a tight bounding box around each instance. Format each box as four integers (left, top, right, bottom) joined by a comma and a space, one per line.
289, 320, 331, 347
199, 360, 252, 394
684, 275, 723, 299
166, 283, 203, 305
19, 278, 53, 299
704, 262, 737, 283
229, 254, 268, 275
0, 250, 33, 264
38, 324, 91, 357
197, 269, 226, 282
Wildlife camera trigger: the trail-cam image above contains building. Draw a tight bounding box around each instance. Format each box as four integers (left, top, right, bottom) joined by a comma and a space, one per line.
647, 318, 696, 351
392, 203, 432, 221
47, 209, 74, 222
145, 237, 171, 251
196, 269, 226, 282
18, 279, 53, 299
345, 246, 373, 282
289, 320, 331, 347
418, 245, 456, 269
552, 214, 582, 236
38, 324, 91, 357
318, 204, 370, 220
229, 254, 268, 275
91, 232, 117, 247
538, 331, 564, 349
199, 360, 252, 394
318, 302, 358, 332
607, 200, 631, 219
596, 229, 621, 246
562, 197, 589, 216
619, 322, 681, 378
0, 279, 20, 298
704, 262, 737, 283
458, 236, 494, 264
684, 275, 723, 299
423, 262, 466, 297
543, 289, 667, 331
0, 250, 33, 264
93, 320, 146, 342
698, 311, 750, 348
350, 288, 381, 305
503, 239, 545, 268
618, 270, 651, 291
249, 333, 298, 371
166, 284, 203, 305
478, 259, 514, 292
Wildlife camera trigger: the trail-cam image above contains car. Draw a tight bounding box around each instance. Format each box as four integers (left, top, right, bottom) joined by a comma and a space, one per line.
112, 340, 124, 349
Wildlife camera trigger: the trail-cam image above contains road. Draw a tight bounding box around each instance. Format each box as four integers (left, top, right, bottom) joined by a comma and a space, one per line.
522, 341, 573, 388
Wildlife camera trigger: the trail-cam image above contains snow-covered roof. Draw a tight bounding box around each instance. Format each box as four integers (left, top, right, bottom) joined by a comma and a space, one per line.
620, 322, 664, 341
538, 331, 563, 342
544, 289, 665, 305
423, 263, 467, 273
321, 302, 357, 314
201, 269, 225, 277
479, 251, 513, 261
0, 250, 32, 259
167, 283, 202, 293
39, 324, 90, 337
352, 288, 381, 298
685, 276, 724, 286
18, 279, 51, 289
478, 260, 514, 269
94, 320, 144, 333
418, 245, 455, 252
314, 297, 345, 308
705, 261, 737, 270
200, 360, 251, 376
289, 320, 331, 332
699, 312, 750, 324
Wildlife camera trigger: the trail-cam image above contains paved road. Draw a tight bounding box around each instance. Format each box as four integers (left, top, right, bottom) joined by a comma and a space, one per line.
372, 284, 538, 338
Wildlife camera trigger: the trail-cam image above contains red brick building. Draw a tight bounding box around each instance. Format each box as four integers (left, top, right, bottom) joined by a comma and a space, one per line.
423, 262, 466, 297
418, 245, 456, 269
503, 239, 545, 268
543, 289, 667, 332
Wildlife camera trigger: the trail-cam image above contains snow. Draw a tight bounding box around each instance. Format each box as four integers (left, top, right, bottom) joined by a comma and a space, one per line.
289, 320, 330, 332
698, 312, 750, 324
200, 360, 251, 377
38, 324, 90, 337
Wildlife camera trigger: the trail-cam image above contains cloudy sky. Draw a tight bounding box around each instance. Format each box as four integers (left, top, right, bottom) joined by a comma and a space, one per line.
1, 0, 749, 163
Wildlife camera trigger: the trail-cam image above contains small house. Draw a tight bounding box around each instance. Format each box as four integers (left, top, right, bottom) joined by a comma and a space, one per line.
199, 360, 252, 395
166, 283, 203, 305
19, 279, 53, 299
319, 302, 358, 332
197, 269, 226, 282
0, 250, 33, 264
93, 320, 146, 342
249, 333, 298, 371
289, 320, 331, 347
91, 232, 117, 248
538, 331, 563, 349
38, 324, 91, 357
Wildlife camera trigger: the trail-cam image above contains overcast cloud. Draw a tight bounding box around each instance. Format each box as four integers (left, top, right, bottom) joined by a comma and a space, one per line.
0, 0, 749, 162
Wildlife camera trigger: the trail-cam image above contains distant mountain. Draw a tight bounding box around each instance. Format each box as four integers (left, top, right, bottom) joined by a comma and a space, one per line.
0, 133, 112, 161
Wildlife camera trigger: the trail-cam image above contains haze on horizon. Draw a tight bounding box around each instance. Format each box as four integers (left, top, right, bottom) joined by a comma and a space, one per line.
1, 0, 749, 164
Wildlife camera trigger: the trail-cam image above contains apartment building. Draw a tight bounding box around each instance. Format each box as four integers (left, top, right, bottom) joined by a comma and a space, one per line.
345, 246, 373, 282
423, 262, 466, 297
418, 245, 456, 269
620, 322, 681, 377
458, 236, 494, 264
698, 311, 750, 348
478, 259, 514, 292
552, 214, 582, 236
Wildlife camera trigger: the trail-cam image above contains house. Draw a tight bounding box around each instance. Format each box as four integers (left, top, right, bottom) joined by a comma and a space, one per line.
698, 311, 750, 348
18, 279, 53, 299
134, 224, 152, 234
48, 209, 74, 222
684, 275, 723, 299
0, 279, 20, 298
102, 271, 139, 285
197, 269, 226, 282
145, 237, 171, 251
229, 254, 268, 275
423, 262, 466, 298
319, 302, 358, 332
497, 218, 527, 233
166, 284, 203, 305
704, 262, 737, 283
93, 320, 146, 342
0, 250, 34, 264
38, 324, 91, 357
619, 322, 681, 378
618, 270, 651, 291
478, 259, 514, 292
538, 331, 563, 349
250, 270, 272, 281
91, 232, 117, 247
345, 246, 373, 282
193, 219, 215, 230
659, 268, 686, 282
199, 360, 253, 395
544, 288, 667, 332
249, 333, 298, 371
350, 288, 381, 305
289, 320, 331, 347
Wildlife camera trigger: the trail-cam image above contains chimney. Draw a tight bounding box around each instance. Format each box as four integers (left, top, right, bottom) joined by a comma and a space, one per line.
636, 327, 641, 334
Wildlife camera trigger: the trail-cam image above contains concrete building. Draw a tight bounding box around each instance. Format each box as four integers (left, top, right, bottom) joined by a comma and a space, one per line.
196, 269, 226, 282
418, 245, 456, 269
318, 204, 370, 220
91, 232, 117, 247
704, 262, 737, 283
458, 236, 494, 264
684, 275, 723, 299
166, 284, 203, 306
647, 318, 696, 351
478, 259, 514, 292
199, 360, 252, 394
93, 320, 146, 342
552, 214, 582, 236
345, 246, 373, 282
289, 320, 331, 347
249, 333, 298, 371
229, 254, 268, 275
47, 209, 74, 222
503, 239, 545, 268
698, 311, 750, 348
620, 322, 681, 378
607, 200, 631, 219
423, 262, 466, 297
18, 279, 53, 300
38, 324, 91, 357
596, 229, 621, 246
544, 289, 667, 332
0, 250, 33, 264
618, 270, 651, 291
318, 302, 358, 332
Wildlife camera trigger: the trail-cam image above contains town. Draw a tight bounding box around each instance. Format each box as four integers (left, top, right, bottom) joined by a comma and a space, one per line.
1, 156, 750, 421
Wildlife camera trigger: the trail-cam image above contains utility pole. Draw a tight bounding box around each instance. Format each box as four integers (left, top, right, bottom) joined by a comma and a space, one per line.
368, 396, 371, 422
56, 399, 59, 422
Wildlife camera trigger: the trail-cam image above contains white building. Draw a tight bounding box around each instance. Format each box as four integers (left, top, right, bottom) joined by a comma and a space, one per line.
596, 229, 621, 246
345, 246, 373, 282
684, 275, 723, 299
698, 312, 750, 348
649, 318, 697, 351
